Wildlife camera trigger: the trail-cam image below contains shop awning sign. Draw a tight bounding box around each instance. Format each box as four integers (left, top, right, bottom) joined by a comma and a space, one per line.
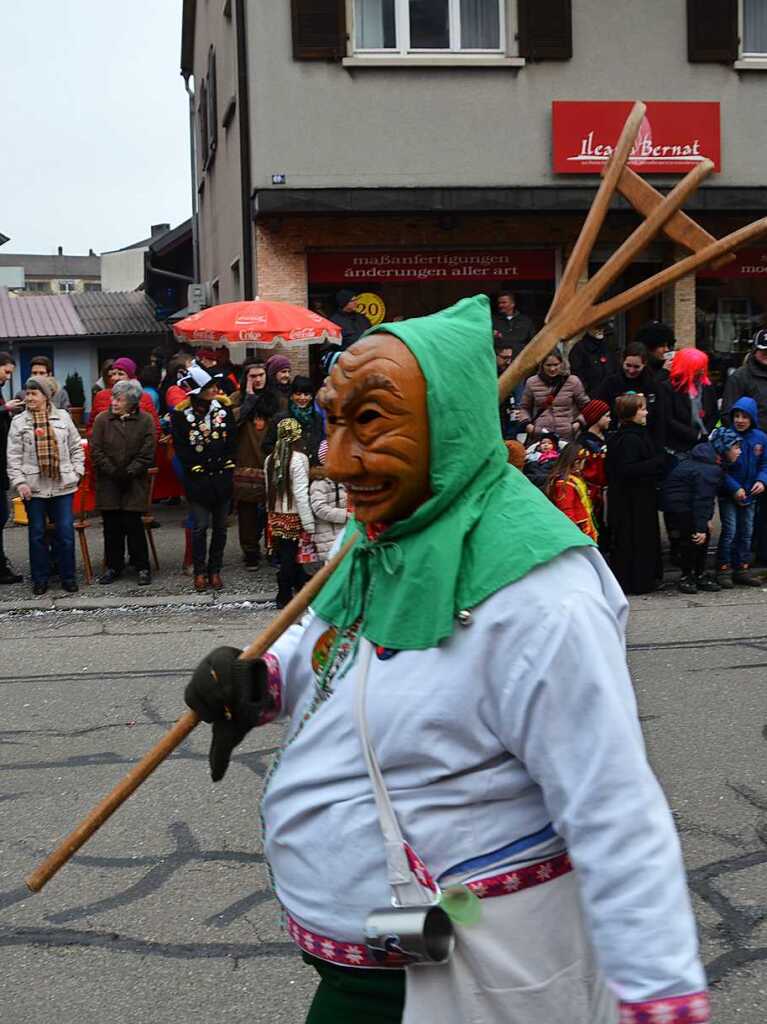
552, 101, 721, 175
698, 249, 767, 278
308, 249, 555, 284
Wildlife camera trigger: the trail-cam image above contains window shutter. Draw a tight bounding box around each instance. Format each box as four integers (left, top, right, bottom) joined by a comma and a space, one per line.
687, 0, 737, 62
517, 0, 572, 61
290, 0, 346, 60
198, 79, 209, 169
207, 47, 218, 157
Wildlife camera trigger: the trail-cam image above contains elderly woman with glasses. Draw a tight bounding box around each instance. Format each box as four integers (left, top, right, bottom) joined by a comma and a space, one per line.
90, 379, 157, 586
6, 376, 85, 595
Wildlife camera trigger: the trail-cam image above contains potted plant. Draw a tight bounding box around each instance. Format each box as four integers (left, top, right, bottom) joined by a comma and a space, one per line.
65, 371, 86, 426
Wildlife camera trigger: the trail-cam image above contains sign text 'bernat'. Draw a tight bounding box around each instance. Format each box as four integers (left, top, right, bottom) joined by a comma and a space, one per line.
552, 101, 721, 175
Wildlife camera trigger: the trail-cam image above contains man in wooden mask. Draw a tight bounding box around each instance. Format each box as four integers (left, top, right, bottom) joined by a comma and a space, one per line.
185, 296, 707, 1024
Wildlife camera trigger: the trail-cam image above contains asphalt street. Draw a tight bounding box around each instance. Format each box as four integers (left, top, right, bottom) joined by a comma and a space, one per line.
2, 586, 767, 1022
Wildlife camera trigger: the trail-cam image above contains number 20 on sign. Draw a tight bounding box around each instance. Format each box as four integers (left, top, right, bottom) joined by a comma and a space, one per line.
355, 292, 386, 326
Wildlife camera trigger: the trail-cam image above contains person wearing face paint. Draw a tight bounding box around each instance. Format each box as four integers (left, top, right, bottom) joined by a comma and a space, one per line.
170, 365, 236, 592
264, 417, 314, 608
183, 296, 707, 1024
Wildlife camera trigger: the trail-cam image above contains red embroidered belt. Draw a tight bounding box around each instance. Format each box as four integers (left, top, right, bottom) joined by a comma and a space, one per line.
286, 851, 572, 969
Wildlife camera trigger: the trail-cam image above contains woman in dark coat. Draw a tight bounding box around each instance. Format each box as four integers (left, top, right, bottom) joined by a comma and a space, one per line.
171, 367, 237, 593
596, 342, 664, 451
657, 348, 718, 459
90, 379, 156, 586
263, 375, 325, 466
231, 390, 274, 569
606, 393, 664, 595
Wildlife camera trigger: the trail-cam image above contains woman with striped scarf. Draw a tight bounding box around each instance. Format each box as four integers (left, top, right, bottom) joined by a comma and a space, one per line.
7, 376, 84, 595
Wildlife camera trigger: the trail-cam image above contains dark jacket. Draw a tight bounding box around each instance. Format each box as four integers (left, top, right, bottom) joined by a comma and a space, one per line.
0, 394, 11, 491
263, 406, 325, 466
596, 367, 664, 450
171, 397, 237, 507
569, 333, 616, 396
722, 353, 767, 428
721, 396, 767, 502
330, 308, 371, 349
605, 423, 663, 594
657, 380, 718, 454
90, 410, 156, 512
492, 311, 535, 357
662, 442, 722, 532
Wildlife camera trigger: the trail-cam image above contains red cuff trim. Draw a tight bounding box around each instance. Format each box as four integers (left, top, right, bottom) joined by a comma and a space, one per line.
256, 652, 282, 725
619, 992, 709, 1023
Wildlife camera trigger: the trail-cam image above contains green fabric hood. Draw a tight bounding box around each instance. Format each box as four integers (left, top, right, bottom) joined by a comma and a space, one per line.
311, 294, 593, 650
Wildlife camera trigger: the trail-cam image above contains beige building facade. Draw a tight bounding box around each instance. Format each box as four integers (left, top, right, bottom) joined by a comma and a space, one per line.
181, 0, 767, 378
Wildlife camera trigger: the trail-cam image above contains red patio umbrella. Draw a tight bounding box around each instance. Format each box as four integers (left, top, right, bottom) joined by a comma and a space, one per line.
173, 300, 342, 350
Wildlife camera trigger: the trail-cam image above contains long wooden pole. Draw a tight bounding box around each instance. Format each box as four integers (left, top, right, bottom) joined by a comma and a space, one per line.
25, 534, 359, 894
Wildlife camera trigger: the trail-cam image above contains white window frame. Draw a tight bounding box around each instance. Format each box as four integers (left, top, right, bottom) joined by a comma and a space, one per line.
352, 0, 507, 57
737, 0, 767, 67
58, 279, 76, 293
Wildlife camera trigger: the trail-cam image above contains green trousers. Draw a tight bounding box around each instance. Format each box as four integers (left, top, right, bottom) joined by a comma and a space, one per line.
303, 955, 405, 1024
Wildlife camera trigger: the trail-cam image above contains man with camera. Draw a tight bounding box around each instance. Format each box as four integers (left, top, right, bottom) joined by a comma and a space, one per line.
184, 297, 707, 1024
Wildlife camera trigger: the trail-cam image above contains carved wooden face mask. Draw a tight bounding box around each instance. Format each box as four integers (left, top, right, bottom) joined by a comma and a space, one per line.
318, 334, 431, 524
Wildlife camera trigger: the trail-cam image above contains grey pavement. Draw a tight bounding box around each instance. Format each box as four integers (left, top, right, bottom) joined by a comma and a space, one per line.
1, 586, 767, 1021
1, 503, 280, 609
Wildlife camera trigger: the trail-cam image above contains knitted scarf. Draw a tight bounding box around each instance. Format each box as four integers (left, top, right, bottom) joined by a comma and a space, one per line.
312, 295, 594, 651
288, 399, 315, 431
32, 408, 60, 481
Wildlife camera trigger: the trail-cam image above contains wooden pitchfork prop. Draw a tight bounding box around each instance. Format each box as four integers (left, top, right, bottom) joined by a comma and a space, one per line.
26, 102, 767, 894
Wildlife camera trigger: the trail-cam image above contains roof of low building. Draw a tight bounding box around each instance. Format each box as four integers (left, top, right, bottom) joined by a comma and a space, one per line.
70, 291, 166, 336
0, 288, 85, 339
0, 252, 101, 278
0, 288, 165, 340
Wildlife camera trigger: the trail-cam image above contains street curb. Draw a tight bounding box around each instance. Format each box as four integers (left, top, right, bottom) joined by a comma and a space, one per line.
0, 590, 275, 613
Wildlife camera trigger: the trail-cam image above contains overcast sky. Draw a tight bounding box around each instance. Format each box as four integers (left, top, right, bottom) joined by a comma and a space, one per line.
1, 1, 190, 255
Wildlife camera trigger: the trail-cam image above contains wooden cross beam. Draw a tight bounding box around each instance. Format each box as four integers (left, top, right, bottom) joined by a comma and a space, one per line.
499, 101, 767, 401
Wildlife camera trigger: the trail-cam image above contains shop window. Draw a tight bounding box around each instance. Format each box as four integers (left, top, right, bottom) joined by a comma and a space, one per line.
741, 0, 767, 56
354, 0, 504, 53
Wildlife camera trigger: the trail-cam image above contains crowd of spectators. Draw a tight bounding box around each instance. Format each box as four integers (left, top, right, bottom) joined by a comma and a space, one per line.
1, 295, 766, 603
498, 305, 767, 595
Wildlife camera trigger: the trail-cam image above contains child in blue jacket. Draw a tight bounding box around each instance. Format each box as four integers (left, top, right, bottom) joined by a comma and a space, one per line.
663, 428, 741, 594
718, 396, 767, 588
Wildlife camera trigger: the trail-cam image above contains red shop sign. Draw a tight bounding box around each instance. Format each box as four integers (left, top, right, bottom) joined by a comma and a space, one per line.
308, 249, 555, 284
698, 249, 767, 279
552, 101, 721, 175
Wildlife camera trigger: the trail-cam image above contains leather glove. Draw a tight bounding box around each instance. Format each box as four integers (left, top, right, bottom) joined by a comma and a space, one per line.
184, 646, 271, 782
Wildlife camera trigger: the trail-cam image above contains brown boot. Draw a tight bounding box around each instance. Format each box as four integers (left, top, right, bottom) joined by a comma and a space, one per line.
194, 574, 208, 592
209, 573, 224, 591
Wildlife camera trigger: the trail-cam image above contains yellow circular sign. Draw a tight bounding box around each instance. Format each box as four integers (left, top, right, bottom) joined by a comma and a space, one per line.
355, 291, 386, 326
